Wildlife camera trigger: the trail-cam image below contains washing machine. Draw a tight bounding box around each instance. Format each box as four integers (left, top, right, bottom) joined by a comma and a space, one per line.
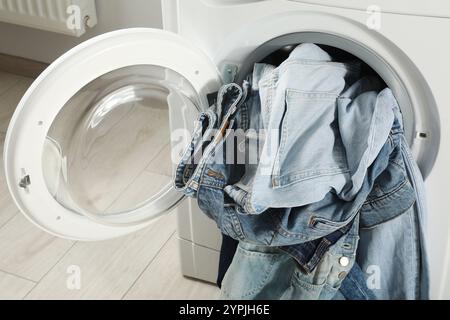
4, 0, 449, 299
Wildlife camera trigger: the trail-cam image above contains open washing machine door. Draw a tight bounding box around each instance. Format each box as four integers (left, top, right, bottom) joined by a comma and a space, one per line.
3, 29, 221, 241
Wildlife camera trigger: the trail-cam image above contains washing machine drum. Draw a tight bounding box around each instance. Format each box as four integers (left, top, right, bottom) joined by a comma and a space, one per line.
237, 32, 440, 180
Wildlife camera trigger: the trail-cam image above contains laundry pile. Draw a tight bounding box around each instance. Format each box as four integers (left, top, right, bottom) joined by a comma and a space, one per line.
174, 44, 428, 300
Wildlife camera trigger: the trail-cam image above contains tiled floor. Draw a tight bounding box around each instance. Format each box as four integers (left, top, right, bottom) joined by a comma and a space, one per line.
0, 70, 220, 300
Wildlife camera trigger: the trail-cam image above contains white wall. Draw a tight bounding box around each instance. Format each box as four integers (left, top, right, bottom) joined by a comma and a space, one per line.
0, 0, 163, 63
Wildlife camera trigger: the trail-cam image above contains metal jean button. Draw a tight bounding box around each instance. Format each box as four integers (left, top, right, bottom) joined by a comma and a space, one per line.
339, 257, 350, 267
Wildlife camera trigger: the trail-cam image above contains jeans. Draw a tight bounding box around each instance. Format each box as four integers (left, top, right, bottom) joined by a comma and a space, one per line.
339, 105, 429, 300
217, 234, 239, 288
220, 216, 360, 300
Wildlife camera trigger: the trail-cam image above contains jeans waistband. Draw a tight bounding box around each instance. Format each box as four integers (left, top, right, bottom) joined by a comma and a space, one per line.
174, 83, 248, 196
280, 217, 358, 274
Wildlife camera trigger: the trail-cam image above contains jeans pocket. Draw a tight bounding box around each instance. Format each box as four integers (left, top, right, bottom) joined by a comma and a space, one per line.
361, 179, 416, 230
271, 89, 348, 189
284, 275, 340, 301
220, 243, 289, 300
283, 248, 355, 300
310, 216, 354, 233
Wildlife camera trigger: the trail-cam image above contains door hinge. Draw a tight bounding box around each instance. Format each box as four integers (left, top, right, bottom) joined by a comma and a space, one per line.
221, 64, 239, 84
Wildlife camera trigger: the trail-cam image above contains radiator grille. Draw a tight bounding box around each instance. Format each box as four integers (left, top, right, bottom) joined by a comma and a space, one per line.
0, 0, 97, 37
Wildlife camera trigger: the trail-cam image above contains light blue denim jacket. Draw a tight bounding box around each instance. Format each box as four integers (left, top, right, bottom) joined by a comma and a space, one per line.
225, 44, 395, 214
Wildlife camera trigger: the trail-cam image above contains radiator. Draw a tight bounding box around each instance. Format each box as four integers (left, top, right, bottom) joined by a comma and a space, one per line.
0, 0, 97, 37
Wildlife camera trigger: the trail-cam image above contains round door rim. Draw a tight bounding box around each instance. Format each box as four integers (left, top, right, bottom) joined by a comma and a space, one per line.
4, 28, 221, 241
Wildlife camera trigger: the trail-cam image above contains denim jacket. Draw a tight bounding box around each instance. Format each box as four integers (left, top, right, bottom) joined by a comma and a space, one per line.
225, 44, 395, 214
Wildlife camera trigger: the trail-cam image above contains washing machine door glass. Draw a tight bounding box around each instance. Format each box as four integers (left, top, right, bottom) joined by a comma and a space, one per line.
4, 29, 221, 241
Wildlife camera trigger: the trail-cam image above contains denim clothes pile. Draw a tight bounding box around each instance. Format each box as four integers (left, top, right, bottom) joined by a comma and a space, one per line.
174, 44, 429, 300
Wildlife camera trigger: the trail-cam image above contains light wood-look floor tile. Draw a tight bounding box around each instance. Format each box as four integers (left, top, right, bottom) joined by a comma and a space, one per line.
0, 270, 35, 300
0, 71, 24, 97
0, 133, 17, 227
0, 133, 6, 183
0, 192, 19, 229
26, 212, 177, 300
145, 143, 173, 177
107, 171, 171, 214
0, 76, 34, 133
124, 235, 220, 300
0, 214, 74, 282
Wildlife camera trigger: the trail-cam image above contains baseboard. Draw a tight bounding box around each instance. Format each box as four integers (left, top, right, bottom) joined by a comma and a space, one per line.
0, 53, 48, 78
